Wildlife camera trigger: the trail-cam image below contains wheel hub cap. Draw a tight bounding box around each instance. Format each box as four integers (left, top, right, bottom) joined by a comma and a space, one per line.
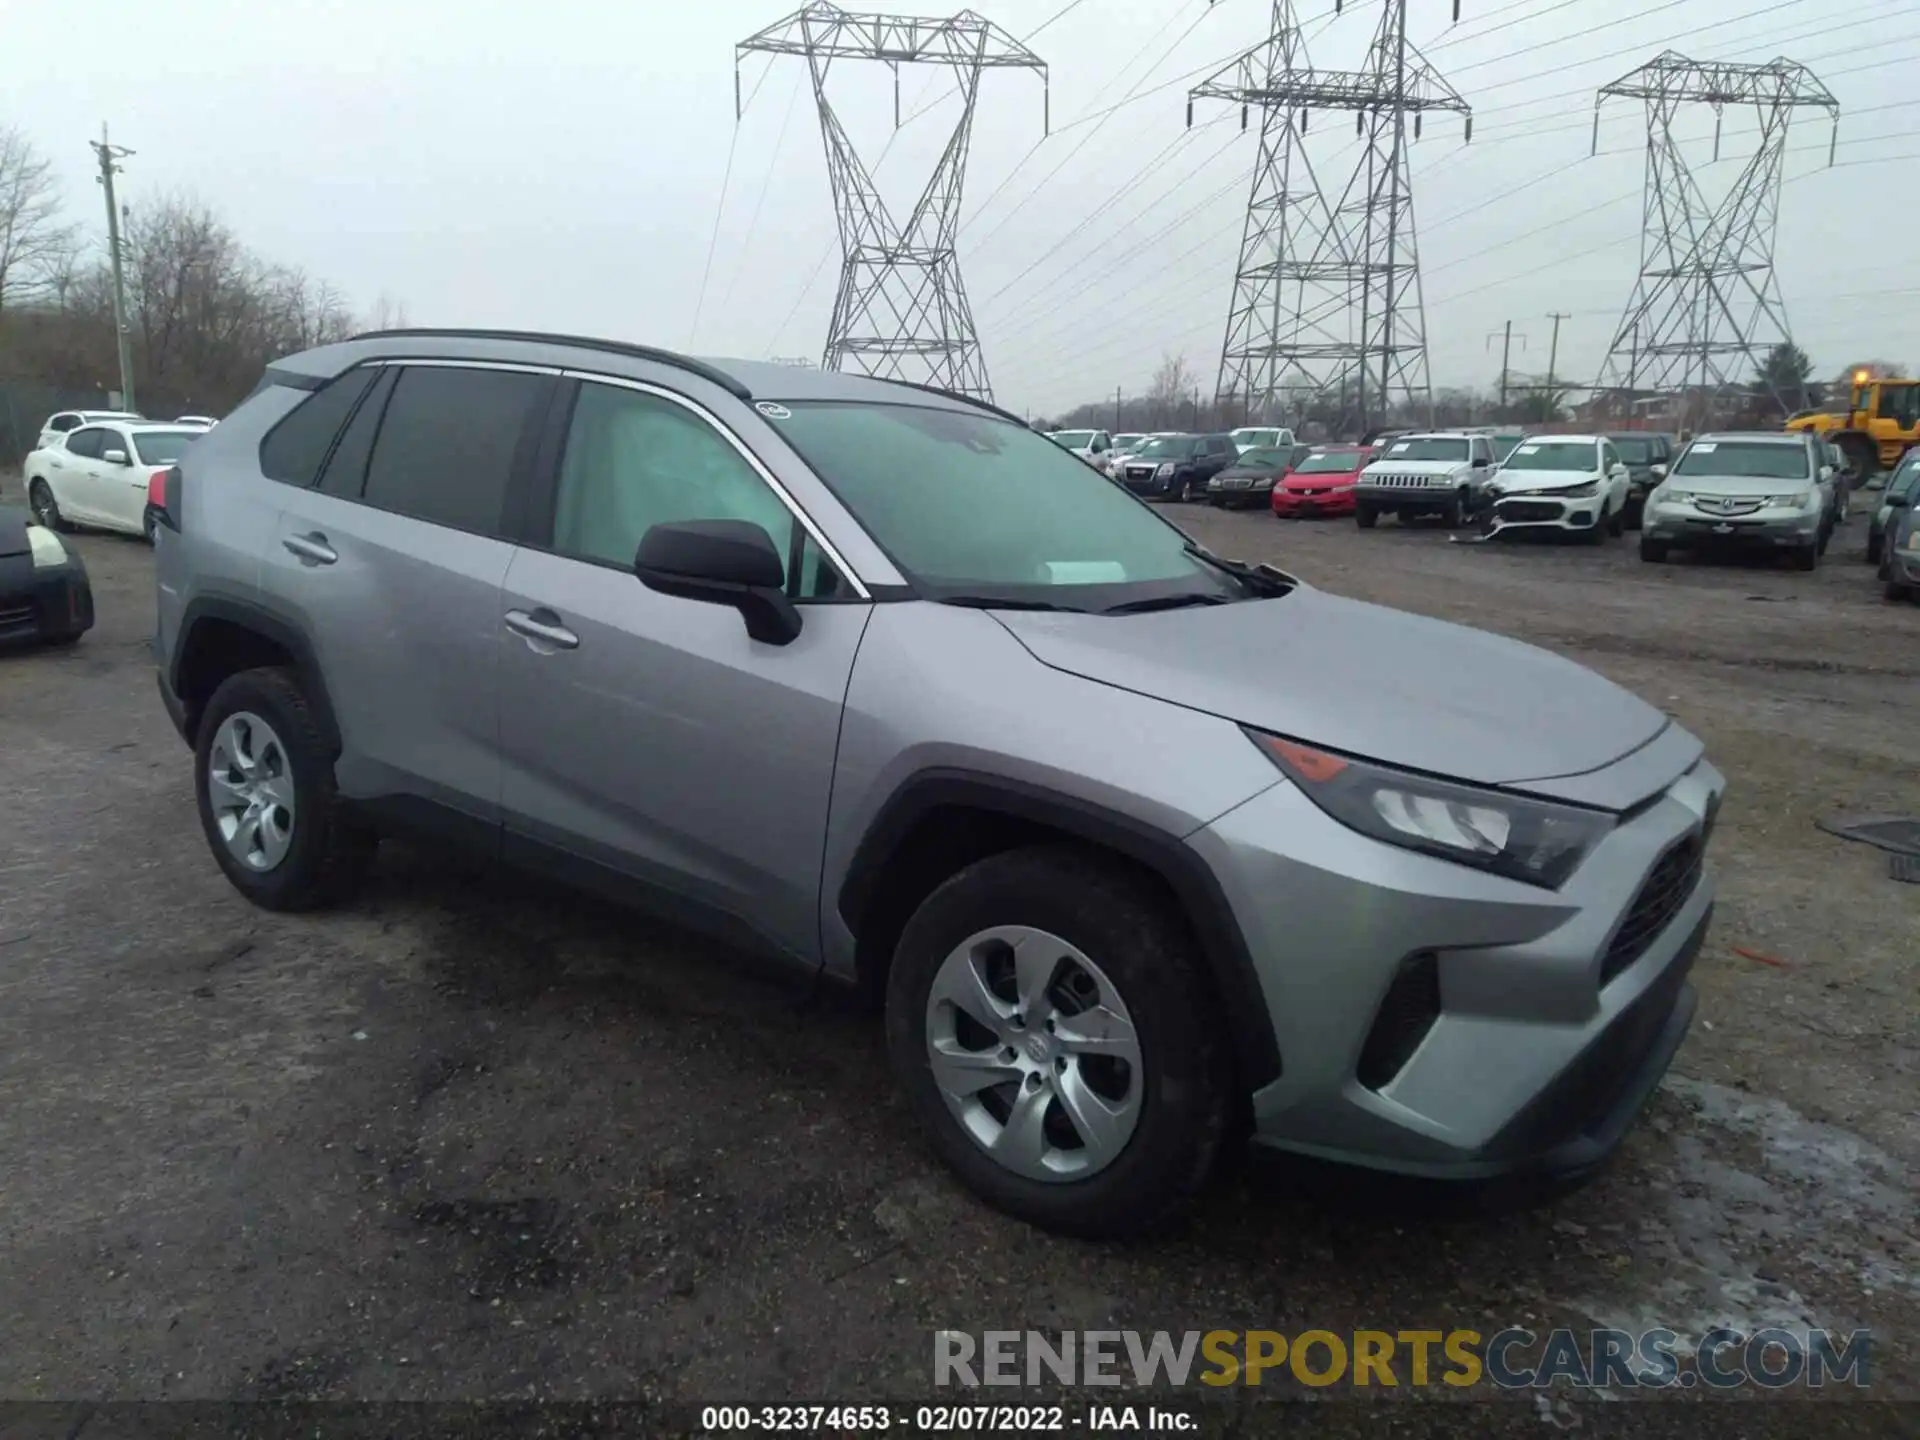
924, 925, 1144, 1183
206, 711, 297, 872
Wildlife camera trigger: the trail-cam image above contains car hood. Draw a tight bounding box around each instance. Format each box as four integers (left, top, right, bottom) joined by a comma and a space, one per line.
0, 505, 30, 559
1217, 464, 1280, 480
1662, 472, 1811, 497
993, 588, 1668, 791
1281, 471, 1358, 487
1493, 468, 1599, 492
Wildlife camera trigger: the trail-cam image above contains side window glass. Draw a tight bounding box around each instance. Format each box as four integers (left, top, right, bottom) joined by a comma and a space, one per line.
550, 382, 839, 599
51, 415, 78, 433
259, 368, 379, 486
317, 368, 396, 499
361, 366, 549, 535
66, 427, 104, 459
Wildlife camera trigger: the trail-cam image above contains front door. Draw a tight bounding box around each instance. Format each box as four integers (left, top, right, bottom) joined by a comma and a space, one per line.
497, 376, 870, 967
264, 362, 555, 836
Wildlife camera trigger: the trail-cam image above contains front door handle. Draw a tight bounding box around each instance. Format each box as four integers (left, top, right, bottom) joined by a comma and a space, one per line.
504, 608, 580, 651
283, 532, 338, 565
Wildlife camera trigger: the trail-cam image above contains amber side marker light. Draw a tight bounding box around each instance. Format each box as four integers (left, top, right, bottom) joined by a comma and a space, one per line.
1251, 734, 1349, 783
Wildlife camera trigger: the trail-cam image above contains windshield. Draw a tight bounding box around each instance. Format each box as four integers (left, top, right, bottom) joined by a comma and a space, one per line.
1137, 436, 1200, 458
1049, 431, 1096, 449
1611, 437, 1653, 463
1235, 448, 1292, 470
1491, 433, 1526, 460
1380, 437, 1468, 463
128, 430, 201, 464
1500, 440, 1598, 472
1292, 449, 1365, 475
1673, 441, 1811, 482
1233, 429, 1279, 447
771, 403, 1247, 606
1113, 434, 1145, 448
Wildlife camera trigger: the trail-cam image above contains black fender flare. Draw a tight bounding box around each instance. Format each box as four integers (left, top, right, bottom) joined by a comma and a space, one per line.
837, 768, 1282, 1090
171, 595, 342, 755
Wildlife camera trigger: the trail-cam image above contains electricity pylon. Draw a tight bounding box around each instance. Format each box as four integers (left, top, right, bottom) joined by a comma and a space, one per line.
1190, 0, 1469, 434
1592, 52, 1838, 420
738, 2, 1046, 401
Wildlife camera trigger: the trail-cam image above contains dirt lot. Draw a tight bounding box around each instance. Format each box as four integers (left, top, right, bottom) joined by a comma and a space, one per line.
1, 473, 1916, 1431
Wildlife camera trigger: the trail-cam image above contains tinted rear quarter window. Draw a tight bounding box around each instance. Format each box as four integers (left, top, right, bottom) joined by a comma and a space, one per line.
66, 428, 106, 459
317, 369, 397, 498
360, 366, 549, 534
259, 368, 379, 485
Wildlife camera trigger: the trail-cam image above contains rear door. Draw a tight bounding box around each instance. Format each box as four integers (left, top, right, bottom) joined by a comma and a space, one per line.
56, 426, 110, 523
265, 360, 556, 840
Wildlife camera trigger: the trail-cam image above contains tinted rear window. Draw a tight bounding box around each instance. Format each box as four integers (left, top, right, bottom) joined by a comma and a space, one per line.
359, 366, 549, 535
259, 368, 379, 485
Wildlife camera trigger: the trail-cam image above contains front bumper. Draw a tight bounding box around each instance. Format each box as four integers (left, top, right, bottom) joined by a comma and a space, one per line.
1643, 501, 1820, 550
1273, 486, 1357, 516
1355, 486, 1460, 515
1188, 750, 1723, 1182
0, 549, 94, 646
1208, 480, 1274, 508
1116, 467, 1175, 498
1482, 490, 1603, 533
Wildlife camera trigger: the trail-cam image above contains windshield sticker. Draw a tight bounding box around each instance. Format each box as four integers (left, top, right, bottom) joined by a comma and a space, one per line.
1691, 442, 1716, 452
1515, 444, 1541, 454
755, 402, 791, 420
1043, 561, 1128, 584
1388, 442, 1409, 453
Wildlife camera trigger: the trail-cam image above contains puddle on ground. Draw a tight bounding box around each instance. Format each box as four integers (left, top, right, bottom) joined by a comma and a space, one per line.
1565, 1077, 1918, 1352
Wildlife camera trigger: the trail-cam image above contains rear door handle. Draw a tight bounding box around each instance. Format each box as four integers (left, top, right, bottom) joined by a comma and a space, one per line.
504, 608, 580, 651
283, 532, 338, 565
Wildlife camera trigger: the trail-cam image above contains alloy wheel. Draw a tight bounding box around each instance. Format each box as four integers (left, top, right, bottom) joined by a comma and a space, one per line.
29, 482, 58, 529
206, 711, 298, 872
924, 925, 1143, 1183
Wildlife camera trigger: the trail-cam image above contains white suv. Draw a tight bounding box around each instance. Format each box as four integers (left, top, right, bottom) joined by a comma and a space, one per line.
1481, 435, 1631, 542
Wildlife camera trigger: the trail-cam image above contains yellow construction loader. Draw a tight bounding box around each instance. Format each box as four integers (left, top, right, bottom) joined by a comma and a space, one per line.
1785, 372, 1920, 480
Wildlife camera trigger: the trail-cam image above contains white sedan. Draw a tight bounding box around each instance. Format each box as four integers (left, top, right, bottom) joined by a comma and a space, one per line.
24, 421, 208, 542
1480, 434, 1631, 542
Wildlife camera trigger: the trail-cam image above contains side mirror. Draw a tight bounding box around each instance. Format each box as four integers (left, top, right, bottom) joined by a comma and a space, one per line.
1650, 463, 1668, 478
1890, 493, 1913, 509
1471, 456, 1489, 468
103, 448, 129, 465
634, 519, 801, 646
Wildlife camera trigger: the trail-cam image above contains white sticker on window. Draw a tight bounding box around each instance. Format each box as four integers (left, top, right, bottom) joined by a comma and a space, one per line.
1515, 444, 1541, 454
1043, 561, 1128, 584
1388, 442, 1409, 453
1692, 442, 1717, 452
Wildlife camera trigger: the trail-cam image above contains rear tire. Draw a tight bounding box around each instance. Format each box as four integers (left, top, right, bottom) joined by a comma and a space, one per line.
1835, 433, 1878, 488
884, 846, 1232, 1239
28, 479, 66, 533
194, 666, 376, 912
1640, 537, 1669, 564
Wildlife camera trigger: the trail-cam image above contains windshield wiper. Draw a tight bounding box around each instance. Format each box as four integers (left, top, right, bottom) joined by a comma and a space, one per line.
1103, 592, 1230, 615
1182, 542, 1297, 595
934, 595, 1089, 613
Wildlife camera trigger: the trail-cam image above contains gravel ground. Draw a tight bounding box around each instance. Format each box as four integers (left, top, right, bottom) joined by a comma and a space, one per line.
1, 472, 1915, 1433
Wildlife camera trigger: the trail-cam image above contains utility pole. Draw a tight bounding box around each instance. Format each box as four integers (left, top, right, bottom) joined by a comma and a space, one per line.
1114, 386, 1122, 432
90, 124, 136, 413
1544, 312, 1570, 406
1486, 322, 1526, 414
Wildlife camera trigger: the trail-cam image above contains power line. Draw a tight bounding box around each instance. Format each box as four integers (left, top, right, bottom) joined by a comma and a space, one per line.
689, 56, 777, 346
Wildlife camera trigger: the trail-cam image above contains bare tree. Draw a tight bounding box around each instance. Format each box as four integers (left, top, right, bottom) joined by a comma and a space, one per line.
0, 125, 78, 317
365, 291, 410, 331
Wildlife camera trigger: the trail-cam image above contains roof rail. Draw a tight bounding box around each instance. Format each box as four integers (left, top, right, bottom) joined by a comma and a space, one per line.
874, 376, 1029, 428
345, 328, 754, 401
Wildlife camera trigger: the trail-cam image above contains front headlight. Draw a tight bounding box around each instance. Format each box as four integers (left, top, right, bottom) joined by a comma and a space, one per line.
1156, 462, 1175, 477
27, 524, 68, 569
1253, 477, 1274, 489
1207, 477, 1223, 489
1559, 480, 1600, 498
1247, 731, 1612, 889
1654, 488, 1693, 505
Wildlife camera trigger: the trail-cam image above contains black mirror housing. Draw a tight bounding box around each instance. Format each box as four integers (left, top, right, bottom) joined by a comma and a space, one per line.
634, 519, 802, 646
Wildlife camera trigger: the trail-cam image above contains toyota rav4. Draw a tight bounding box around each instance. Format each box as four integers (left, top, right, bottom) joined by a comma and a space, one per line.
152, 329, 1724, 1238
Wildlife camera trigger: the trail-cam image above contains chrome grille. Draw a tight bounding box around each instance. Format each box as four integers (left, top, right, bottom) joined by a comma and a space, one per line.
1364, 472, 1439, 490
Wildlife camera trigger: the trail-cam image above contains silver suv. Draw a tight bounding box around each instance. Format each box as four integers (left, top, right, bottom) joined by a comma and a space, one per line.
1640, 431, 1835, 570
153, 330, 1724, 1237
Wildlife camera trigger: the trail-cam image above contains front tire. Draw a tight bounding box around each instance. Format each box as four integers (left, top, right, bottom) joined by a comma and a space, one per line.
1640, 537, 1669, 563
1792, 542, 1819, 572
28, 479, 66, 532
1867, 533, 1883, 565
1887, 577, 1912, 602
884, 846, 1231, 1239
194, 666, 376, 911
1356, 505, 1379, 530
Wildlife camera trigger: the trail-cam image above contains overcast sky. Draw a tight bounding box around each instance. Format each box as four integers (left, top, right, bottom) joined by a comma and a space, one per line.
9, 0, 1917, 416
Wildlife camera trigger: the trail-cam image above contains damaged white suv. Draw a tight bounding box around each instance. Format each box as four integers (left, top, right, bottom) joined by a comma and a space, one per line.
1354, 432, 1497, 529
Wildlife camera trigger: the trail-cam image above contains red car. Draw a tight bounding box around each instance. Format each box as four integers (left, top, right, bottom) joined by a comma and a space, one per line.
1271, 445, 1374, 518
